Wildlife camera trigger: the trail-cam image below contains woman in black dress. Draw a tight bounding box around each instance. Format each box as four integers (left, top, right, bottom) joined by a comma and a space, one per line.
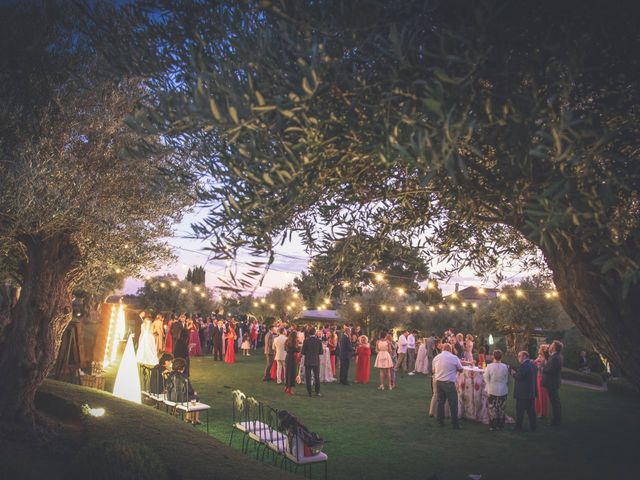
284, 330, 299, 395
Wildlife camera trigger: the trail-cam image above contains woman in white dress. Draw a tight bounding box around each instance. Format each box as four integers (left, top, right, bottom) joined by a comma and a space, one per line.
319, 339, 335, 383
374, 332, 394, 390
136, 317, 159, 366
414, 338, 428, 374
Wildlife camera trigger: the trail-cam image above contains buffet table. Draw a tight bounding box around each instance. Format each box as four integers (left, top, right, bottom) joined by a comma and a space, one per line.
456, 366, 489, 424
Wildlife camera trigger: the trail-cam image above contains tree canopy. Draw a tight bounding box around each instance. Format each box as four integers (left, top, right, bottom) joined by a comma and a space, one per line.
294, 235, 430, 305
0, 0, 194, 431
103, 0, 640, 386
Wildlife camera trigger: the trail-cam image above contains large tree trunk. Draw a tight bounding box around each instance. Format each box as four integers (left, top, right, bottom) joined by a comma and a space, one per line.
0, 233, 80, 435
544, 249, 640, 388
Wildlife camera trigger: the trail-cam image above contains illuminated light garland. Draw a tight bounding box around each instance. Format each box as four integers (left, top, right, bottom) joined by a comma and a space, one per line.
103, 303, 126, 369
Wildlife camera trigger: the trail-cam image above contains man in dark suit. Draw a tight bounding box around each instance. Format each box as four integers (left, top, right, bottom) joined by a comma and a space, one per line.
263, 325, 276, 381
301, 327, 324, 396
211, 320, 224, 361
542, 340, 564, 426
170, 315, 184, 346
512, 350, 538, 432
339, 327, 354, 385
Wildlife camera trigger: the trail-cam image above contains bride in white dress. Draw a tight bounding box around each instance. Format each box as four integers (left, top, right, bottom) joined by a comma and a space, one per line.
319, 339, 335, 383
414, 338, 430, 374
136, 317, 159, 366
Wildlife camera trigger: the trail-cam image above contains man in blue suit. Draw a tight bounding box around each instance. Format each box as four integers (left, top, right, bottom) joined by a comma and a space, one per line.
512, 350, 538, 432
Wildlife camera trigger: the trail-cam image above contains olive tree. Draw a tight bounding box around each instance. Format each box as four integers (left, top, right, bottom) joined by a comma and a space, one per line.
112, 1, 640, 386
0, 2, 193, 433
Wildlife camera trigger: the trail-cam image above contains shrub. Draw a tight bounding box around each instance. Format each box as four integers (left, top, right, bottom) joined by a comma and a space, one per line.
607, 377, 640, 399
561, 367, 604, 386
72, 440, 168, 480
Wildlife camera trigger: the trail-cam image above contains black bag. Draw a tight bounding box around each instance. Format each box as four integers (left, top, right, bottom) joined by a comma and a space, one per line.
278, 410, 324, 454
166, 372, 188, 403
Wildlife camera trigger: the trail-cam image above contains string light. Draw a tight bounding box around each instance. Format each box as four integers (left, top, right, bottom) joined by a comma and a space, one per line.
397, 287, 405, 296
170, 281, 178, 287
389, 306, 396, 312
477, 287, 486, 294
375, 273, 385, 282
429, 306, 436, 312
515, 289, 524, 298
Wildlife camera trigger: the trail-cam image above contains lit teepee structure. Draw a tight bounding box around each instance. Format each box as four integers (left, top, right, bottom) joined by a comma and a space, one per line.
112, 334, 141, 404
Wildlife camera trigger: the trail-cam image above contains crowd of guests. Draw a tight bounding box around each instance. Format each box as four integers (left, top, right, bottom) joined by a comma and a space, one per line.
137, 312, 565, 431
430, 328, 564, 433
261, 323, 373, 397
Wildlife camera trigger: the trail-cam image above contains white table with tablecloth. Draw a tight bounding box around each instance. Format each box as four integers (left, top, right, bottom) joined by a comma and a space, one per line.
456, 366, 490, 424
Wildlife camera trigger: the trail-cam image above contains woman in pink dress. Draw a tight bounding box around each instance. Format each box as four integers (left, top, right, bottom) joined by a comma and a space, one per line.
534, 344, 550, 417
464, 334, 475, 363
355, 336, 371, 384
224, 326, 237, 363
187, 319, 203, 357
374, 332, 394, 390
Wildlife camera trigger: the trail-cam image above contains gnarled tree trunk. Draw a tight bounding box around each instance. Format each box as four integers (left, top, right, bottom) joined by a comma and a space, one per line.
0, 233, 80, 435
544, 249, 640, 388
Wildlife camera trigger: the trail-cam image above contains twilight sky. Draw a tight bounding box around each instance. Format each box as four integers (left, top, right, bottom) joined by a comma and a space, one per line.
120, 207, 530, 299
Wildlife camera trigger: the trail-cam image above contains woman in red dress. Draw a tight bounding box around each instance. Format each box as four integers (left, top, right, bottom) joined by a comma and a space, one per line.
250, 321, 258, 350
224, 325, 237, 363
355, 335, 371, 384
164, 317, 175, 353
534, 344, 550, 417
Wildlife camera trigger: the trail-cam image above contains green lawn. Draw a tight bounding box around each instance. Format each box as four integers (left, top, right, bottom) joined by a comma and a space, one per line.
190, 354, 640, 480
6, 354, 639, 480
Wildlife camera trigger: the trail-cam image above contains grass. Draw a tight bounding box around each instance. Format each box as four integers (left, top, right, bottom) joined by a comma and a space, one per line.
5, 353, 639, 480
189, 353, 640, 480
1, 378, 296, 480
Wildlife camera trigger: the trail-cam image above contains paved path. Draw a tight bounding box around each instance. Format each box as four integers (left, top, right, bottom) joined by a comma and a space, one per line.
562, 379, 607, 391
